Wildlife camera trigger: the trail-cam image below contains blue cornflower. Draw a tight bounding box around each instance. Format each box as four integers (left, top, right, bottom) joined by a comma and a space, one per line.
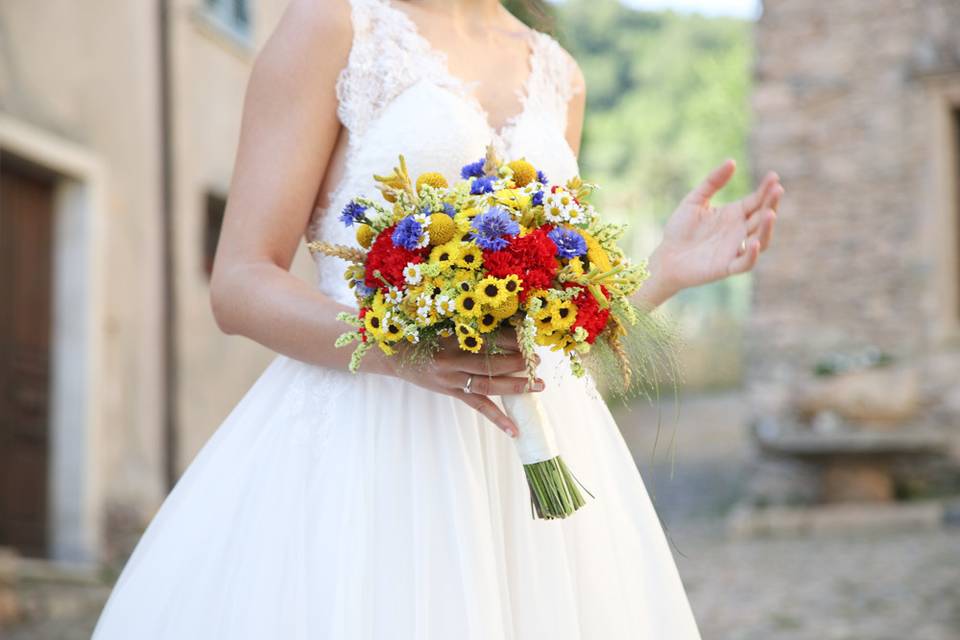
548, 227, 588, 259
391, 216, 424, 250
470, 176, 496, 195
441, 202, 456, 217
460, 158, 486, 179
536, 170, 548, 185
531, 190, 545, 207
471, 207, 520, 251
354, 281, 377, 298
339, 200, 369, 227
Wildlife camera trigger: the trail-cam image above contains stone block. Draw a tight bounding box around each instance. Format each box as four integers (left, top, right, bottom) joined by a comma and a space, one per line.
795, 367, 921, 427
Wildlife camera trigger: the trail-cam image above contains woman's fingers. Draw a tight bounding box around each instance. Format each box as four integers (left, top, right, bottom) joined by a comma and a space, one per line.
458, 373, 544, 396
686, 158, 737, 206
738, 172, 779, 218
727, 237, 761, 275
453, 352, 528, 376
453, 390, 519, 437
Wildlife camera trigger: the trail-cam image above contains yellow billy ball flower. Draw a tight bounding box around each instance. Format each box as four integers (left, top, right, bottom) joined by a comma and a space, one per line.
507, 159, 537, 187
427, 213, 456, 246
490, 294, 519, 320
457, 325, 483, 353
455, 290, 482, 317
454, 244, 483, 270
355, 224, 375, 249
416, 172, 448, 193
477, 311, 500, 334
476, 276, 508, 307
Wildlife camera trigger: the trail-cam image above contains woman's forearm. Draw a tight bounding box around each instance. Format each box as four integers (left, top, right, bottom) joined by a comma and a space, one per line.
210, 261, 391, 376
631, 250, 681, 312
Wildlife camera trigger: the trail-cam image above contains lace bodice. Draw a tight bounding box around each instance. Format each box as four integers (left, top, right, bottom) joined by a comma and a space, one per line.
308, 0, 583, 306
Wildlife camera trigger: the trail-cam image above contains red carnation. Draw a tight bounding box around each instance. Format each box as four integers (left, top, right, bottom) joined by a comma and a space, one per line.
482, 227, 559, 300
365, 226, 423, 290
567, 283, 611, 344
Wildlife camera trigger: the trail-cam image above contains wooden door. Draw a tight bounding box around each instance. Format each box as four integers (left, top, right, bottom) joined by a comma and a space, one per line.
0, 157, 55, 558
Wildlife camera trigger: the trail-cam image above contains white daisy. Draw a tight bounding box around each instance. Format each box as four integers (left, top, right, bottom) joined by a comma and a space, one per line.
435, 295, 455, 316
403, 263, 422, 285
385, 287, 403, 305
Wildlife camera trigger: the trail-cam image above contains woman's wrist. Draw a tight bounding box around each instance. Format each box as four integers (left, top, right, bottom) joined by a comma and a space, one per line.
635, 249, 681, 311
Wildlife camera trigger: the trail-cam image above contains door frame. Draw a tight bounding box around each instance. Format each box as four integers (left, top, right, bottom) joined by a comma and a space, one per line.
0, 114, 107, 565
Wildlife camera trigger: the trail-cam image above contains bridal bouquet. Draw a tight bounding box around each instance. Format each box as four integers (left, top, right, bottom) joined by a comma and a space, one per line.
309, 147, 678, 519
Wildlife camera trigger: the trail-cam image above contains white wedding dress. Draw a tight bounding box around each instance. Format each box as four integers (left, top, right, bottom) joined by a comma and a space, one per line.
92, 1, 703, 637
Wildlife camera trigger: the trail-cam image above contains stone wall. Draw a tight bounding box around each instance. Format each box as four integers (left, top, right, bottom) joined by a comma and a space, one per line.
747, 0, 960, 502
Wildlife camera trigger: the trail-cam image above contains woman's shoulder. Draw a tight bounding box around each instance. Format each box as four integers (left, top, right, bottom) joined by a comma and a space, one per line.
527, 27, 586, 101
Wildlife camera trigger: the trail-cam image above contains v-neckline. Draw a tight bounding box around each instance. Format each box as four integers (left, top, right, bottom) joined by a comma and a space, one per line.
381, 0, 539, 142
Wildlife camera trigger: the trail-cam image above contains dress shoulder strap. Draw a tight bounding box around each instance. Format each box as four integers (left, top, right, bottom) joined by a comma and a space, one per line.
335, 0, 450, 139
524, 30, 585, 131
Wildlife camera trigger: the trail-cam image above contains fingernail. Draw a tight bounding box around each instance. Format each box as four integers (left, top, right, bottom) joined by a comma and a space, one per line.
533, 380, 545, 391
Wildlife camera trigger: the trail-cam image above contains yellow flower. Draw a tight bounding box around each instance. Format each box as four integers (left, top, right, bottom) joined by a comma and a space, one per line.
476, 276, 508, 307
535, 329, 574, 352
416, 172, 448, 193
455, 290, 482, 317
534, 299, 577, 335
382, 314, 405, 343
364, 308, 385, 339
378, 341, 397, 356
454, 244, 483, 270
507, 159, 537, 187
493, 189, 531, 211
427, 213, 457, 246
454, 207, 481, 235
501, 274, 522, 297
452, 270, 476, 294
355, 224, 375, 248
581, 230, 612, 272
489, 293, 519, 320
477, 311, 500, 333
457, 324, 483, 352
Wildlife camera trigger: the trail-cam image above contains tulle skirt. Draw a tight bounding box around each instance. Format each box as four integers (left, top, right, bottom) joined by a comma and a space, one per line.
92, 351, 702, 639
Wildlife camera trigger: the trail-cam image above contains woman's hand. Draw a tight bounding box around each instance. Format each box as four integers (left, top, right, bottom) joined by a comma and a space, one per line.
639, 160, 783, 307
366, 333, 542, 438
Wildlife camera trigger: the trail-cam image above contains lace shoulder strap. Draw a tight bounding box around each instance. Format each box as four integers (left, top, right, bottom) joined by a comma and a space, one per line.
335, 0, 451, 138
525, 30, 584, 131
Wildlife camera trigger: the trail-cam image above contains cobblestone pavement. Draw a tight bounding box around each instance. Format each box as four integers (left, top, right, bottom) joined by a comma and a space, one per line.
5, 392, 960, 639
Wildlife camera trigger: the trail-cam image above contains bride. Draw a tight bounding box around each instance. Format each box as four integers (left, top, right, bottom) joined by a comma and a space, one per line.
92, 0, 780, 637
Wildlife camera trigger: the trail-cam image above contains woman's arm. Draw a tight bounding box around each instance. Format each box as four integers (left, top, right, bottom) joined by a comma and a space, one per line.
562, 54, 781, 312
209, 0, 531, 435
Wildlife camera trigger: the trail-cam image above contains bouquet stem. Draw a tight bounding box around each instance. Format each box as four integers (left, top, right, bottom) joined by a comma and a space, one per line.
501, 391, 588, 520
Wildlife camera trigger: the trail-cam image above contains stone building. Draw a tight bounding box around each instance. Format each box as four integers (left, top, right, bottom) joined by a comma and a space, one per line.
746, 0, 960, 508
0, 0, 312, 568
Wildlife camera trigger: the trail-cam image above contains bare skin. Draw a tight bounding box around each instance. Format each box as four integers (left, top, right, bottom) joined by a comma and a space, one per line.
209, 0, 782, 438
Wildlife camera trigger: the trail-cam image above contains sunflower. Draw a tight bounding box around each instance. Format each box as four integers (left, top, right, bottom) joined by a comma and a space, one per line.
476, 276, 508, 307
501, 274, 522, 297
452, 270, 476, 293
456, 324, 483, 352
477, 311, 500, 333
455, 290, 482, 317
382, 313, 405, 343
363, 307, 385, 340
552, 299, 578, 331
454, 207, 481, 235
429, 241, 459, 268
454, 243, 483, 270
493, 189, 531, 211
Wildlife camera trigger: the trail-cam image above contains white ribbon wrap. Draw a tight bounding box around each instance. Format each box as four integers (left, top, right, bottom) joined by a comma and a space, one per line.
501, 391, 559, 465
